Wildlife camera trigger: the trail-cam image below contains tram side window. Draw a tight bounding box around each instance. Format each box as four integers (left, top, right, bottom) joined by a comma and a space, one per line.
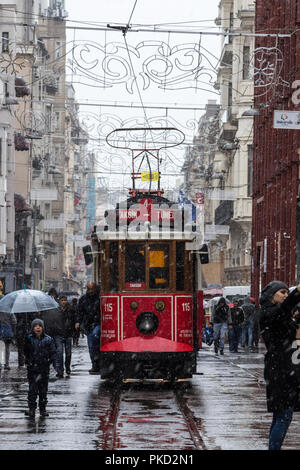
109, 242, 118, 291
176, 242, 185, 291
149, 244, 169, 289
125, 244, 146, 284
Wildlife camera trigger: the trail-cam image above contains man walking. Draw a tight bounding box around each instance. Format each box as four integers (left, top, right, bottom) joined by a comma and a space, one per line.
54, 294, 77, 378
228, 299, 244, 353
241, 296, 256, 351
212, 297, 230, 355
76, 282, 100, 374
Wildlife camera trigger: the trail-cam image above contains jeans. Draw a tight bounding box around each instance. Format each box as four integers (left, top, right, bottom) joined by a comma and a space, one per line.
55, 336, 72, 374
86, 325, 100, 369
241, 320, 253, 347
229, 326, 242, 352
213, 323, 228, 351
269, 407, 294, 450
27, 367, 49, 410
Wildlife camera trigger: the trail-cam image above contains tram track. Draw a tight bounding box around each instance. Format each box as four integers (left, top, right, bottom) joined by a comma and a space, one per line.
173, 386, 207, 450
101, 381, 207, 450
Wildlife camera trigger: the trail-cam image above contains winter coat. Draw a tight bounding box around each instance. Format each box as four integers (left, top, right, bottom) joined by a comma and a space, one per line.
52, 305, 76, 338
0, 311, 17, 341
229, 306, 244, 327
15, 313, 36, 340
77, 293, 100, 333
24, 332, 56, 371
241, 297, 256, 324
212, 298, 230, 324
259, 287, 300, 412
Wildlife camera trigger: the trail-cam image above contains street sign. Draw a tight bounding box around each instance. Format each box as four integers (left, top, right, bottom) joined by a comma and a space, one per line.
30, 189, 58, 201
273, 110, 300, 130
194, 192, 205, 205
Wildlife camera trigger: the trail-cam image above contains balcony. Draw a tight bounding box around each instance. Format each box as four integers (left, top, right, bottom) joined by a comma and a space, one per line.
15, 77, 30, 97
215, 200, 234, 226
14, 132, 30, 151
219, 108, 238, 142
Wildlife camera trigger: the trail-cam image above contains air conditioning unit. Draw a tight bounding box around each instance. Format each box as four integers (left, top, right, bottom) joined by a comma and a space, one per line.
61, 9, 68, 18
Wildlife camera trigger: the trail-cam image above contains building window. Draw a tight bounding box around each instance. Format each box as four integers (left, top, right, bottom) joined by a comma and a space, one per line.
54, 112, 60, 131
51, 253, 58, 270
0, 138, 2, 176
2, 32, 9, 52
45, 105, 52, 131
55, 41, 61, 58
248, 145, 253, 197
243, 46, 251, 80
228, 12, 234, 44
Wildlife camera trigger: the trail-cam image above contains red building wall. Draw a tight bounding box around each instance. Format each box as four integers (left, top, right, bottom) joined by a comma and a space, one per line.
252, 0, 300, 299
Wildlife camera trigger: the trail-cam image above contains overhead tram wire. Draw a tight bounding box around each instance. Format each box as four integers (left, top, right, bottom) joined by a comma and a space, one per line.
0, 3, 296, 33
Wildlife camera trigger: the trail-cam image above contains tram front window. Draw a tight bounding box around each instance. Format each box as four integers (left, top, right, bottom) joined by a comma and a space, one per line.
125, 244, 146, 285
109, 242, 118, 292
149, 244, 169, 289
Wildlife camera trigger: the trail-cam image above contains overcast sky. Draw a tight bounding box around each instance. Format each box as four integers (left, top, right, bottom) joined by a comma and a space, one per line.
64, 0, 221, 192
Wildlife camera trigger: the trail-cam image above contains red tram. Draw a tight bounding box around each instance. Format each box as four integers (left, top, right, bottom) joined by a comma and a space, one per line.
87, 128, 208, 382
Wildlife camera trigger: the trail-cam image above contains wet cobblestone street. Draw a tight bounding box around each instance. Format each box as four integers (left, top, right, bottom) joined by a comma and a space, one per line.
0, 340, 300, 450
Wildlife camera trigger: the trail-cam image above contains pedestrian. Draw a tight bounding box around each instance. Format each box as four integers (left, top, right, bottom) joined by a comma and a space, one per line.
202, 321, 214, 346
228, 299, 244, 353
70, 298, 80, 346
251, 297, 261, 351
0, 311, 17, 370
212, 297, 230, 355
23, 318, 56, 417
259, 281, 300, 450
241, 296, 256, 351
15, 313, 36, 368
75, 282, 100, 373
48, 287, 58, 302
54, 294, 78, 378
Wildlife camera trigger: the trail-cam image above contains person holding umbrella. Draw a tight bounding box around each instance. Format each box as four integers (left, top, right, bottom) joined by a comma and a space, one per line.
0, 310, 17, 370
0, 288, 59, 371
15, 312, 38, 368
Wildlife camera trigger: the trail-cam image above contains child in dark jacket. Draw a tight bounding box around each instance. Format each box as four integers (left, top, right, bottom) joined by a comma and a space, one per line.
24, 318, 56, 417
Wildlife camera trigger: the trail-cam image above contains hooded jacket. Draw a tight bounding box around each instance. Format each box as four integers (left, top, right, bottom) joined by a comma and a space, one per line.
241, 297, 256, 323
212, 298, 230, 324
24, 319, 56, 370
259, 285, 300, 412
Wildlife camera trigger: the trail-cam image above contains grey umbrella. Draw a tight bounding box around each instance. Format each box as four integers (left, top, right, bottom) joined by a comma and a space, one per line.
0, 289, 59, 314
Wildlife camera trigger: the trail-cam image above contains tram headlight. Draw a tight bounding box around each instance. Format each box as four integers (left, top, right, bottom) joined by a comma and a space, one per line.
155, 300, 165, 312
136, 311, 159, 335
130, 301, 138, 310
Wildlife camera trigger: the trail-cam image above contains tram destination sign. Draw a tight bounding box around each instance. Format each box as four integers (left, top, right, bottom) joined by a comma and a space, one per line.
273, 110, 300, 130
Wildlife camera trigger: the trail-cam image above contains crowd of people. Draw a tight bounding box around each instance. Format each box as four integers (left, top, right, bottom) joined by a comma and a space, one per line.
205, 286, 300, 450
0, 282, 100, 418
204, 296, 260, 355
